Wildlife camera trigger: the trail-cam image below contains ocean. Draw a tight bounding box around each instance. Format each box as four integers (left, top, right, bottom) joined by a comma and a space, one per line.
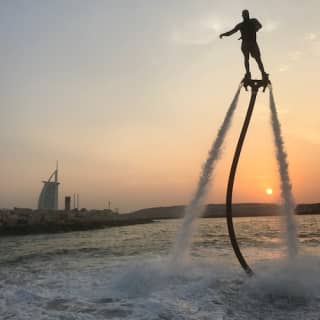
1, 215, 320, 319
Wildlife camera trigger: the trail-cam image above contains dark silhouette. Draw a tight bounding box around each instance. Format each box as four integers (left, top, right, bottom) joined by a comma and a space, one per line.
220, 10, 268, 80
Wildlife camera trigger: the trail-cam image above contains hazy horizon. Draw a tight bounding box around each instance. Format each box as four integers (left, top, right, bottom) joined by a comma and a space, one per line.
1, 1, 319, 212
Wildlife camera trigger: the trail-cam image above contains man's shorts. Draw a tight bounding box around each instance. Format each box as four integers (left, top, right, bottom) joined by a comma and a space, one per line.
241, 41, 261, 59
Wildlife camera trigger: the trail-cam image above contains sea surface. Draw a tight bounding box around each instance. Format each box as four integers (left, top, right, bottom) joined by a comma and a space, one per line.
1, 215, 320, 320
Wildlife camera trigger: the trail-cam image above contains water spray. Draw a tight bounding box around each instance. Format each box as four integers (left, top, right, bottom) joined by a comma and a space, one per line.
269, 85, 298, 258
171, 85, 242, 263
171, 74, 298, 275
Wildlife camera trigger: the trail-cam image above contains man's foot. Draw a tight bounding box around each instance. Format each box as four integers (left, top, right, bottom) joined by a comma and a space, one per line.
241, 72, 251, 85
241, 72, 251, 90
261, 73, 270, 92
243, 72, 251, 81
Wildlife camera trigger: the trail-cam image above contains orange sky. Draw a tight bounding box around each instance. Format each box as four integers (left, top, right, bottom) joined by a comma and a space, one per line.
0, 1, 319, 212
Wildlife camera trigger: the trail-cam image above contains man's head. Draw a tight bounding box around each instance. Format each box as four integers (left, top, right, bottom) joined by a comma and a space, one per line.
242, 9, 250, 21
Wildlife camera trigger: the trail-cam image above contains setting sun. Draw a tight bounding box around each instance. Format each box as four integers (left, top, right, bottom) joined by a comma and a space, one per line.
265, 188, 273, 196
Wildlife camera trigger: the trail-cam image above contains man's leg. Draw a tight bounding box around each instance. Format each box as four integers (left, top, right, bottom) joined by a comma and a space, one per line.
241, 43, 250, 76
252, 43, 267, 76
255, 55, 266, 74
244, 54, 250, 75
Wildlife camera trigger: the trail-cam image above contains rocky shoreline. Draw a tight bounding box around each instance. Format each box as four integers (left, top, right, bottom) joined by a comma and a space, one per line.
1, 203, 319, 237
0, 209, 155, 237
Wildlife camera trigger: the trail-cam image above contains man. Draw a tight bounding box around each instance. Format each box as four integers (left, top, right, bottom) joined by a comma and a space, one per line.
219, 10, 268, 80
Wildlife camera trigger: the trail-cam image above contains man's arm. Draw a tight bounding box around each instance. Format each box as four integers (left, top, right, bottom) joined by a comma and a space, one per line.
253, 19, 262, 31
219, 24, 240, 39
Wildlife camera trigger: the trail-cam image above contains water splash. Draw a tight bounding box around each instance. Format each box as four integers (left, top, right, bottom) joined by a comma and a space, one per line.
269, 86, 298, 258
171, 85, 242, 263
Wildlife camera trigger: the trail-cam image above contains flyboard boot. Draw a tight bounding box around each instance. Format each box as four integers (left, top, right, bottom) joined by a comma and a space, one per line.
242, 72, 251, 90
261, 72, 270, 91
262, 72, 269, 82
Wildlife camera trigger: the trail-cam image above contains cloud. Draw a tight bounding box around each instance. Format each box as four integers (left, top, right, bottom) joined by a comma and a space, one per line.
288, 50, 302, 61
304, 32, 317, 41
171, 29, 218, 46
278, 32, 320, 72
279, 65, 289, 72
170, 16, 227, 46
202, 17, 226, 33
262, 21, 279, 33
302, 32, 320, 56
313, 42, 320, 56
278, 49, 303, 73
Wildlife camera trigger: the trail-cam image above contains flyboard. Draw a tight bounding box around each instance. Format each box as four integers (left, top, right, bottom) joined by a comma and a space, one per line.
226, 75, 271, 276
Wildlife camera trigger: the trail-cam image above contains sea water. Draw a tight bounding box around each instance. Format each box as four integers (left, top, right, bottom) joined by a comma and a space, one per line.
1, 215, 320, 320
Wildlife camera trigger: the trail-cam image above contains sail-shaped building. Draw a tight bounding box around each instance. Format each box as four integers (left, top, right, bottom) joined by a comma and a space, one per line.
38, 164, 60, 210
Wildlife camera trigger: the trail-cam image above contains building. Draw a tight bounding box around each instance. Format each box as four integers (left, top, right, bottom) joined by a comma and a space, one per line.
38, 164, 60, 210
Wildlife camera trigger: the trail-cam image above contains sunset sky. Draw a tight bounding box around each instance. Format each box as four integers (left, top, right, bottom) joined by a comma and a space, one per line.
1, 0, 319, 212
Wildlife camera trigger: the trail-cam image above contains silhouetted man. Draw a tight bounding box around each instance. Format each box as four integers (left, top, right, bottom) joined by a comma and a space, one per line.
219, 10, 268, 80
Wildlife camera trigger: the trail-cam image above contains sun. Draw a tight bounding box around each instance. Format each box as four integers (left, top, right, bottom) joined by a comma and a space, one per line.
265, 188, 273, 196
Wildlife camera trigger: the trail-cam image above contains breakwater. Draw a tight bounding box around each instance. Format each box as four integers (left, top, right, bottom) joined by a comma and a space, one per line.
0, 208, 154, 236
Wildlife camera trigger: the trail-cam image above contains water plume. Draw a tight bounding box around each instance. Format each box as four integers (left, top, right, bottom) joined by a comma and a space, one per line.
269, 86, 298, 258
172, 85, 242, 263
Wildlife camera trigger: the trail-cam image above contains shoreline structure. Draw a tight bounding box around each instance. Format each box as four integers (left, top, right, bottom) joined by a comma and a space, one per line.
0, 203, 319, 237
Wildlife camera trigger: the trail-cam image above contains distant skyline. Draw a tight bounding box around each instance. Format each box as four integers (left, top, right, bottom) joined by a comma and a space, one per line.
1, 1, 319, 212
